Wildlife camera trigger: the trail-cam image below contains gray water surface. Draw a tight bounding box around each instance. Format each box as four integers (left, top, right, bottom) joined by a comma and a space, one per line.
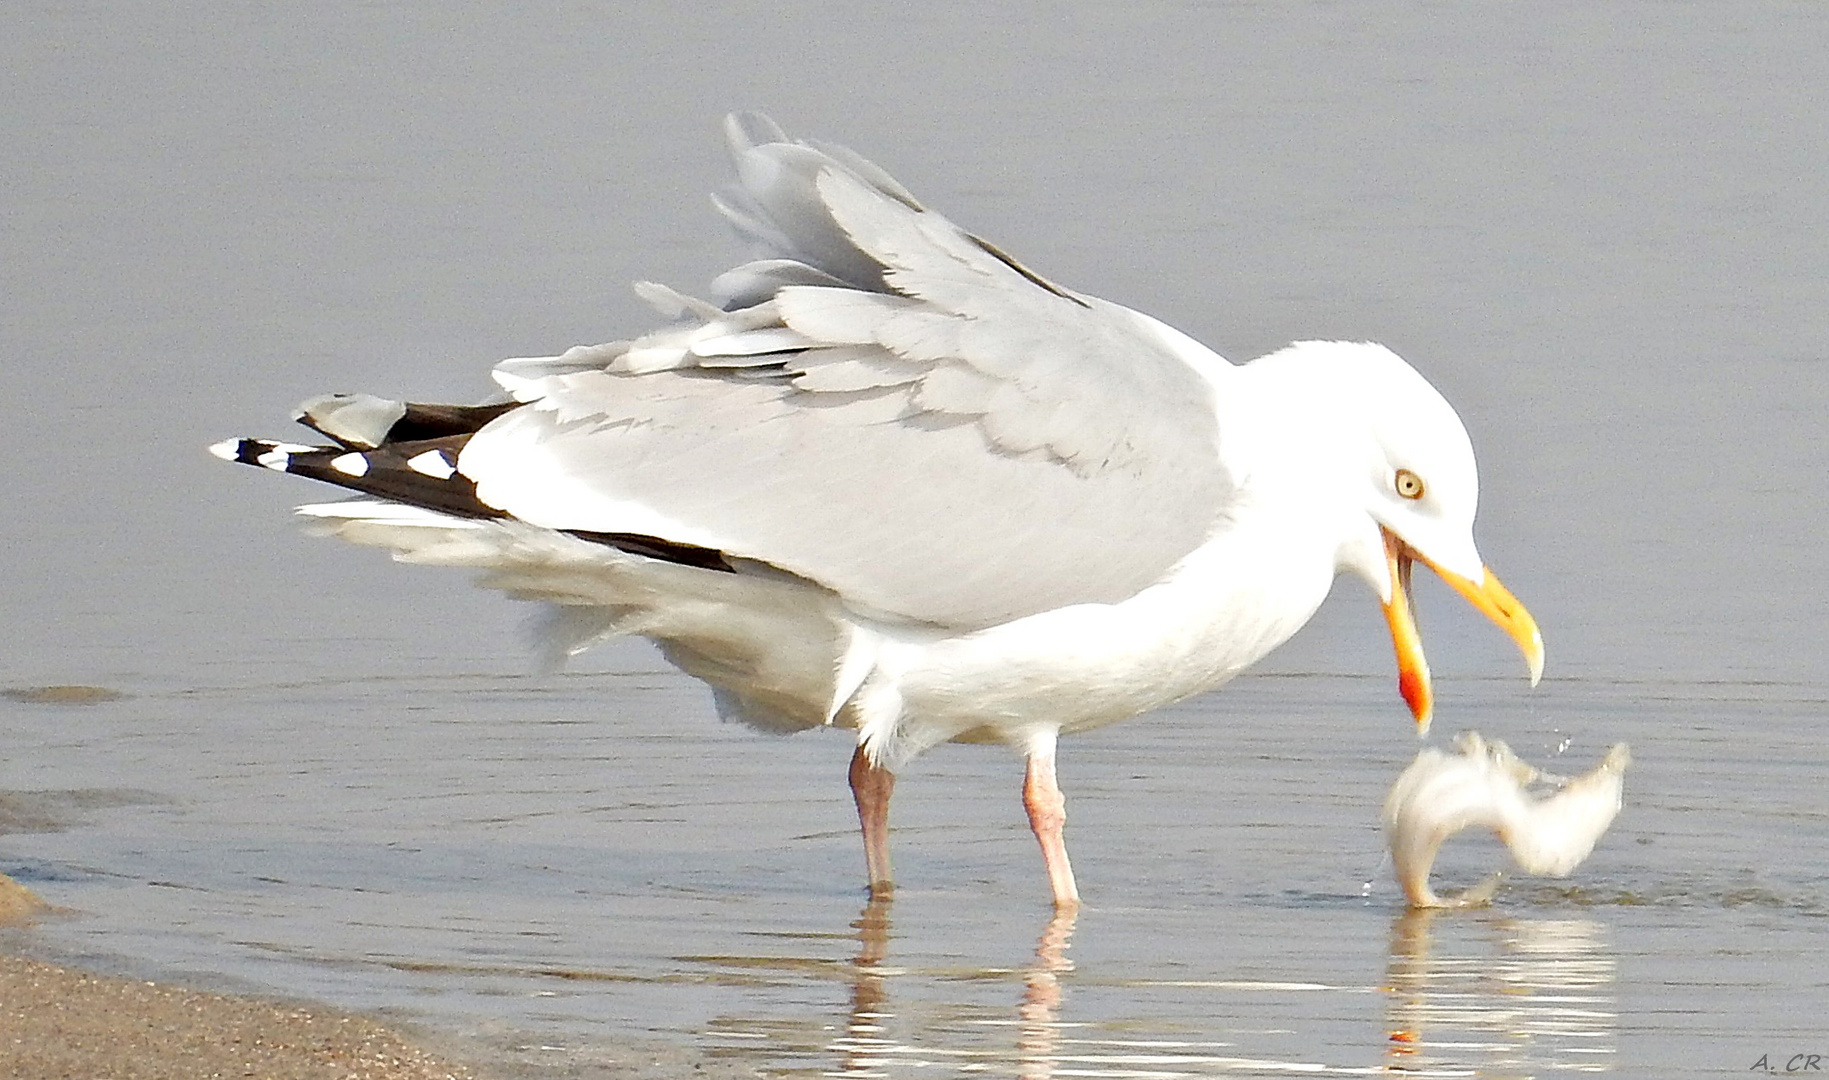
4, 2, 1827, 1076
5, 670, 1822, 1076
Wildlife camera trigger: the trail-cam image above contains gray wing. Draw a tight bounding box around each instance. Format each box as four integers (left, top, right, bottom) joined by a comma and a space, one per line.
460, 114, 1236, 630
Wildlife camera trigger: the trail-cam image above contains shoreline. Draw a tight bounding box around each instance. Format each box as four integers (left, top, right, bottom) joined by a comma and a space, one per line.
0, 896, 758, 1079
0, 951, 479, 1080
0, 946, 760, 1080
0, 871, 761, 1080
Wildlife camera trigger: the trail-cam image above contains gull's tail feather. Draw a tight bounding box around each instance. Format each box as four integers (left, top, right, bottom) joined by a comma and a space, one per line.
212, 394, 737, 574
210, 387, 858, 735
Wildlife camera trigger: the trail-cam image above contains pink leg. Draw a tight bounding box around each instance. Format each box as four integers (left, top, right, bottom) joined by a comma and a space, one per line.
849, 744, 895, 897
1023, 745, 1080, 909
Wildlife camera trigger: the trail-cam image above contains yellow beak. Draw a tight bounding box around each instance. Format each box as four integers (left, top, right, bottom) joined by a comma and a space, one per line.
1380, 528, 1545, 735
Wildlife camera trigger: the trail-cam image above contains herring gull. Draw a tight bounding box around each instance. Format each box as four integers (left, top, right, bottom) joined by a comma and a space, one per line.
214, 114, 1544, 908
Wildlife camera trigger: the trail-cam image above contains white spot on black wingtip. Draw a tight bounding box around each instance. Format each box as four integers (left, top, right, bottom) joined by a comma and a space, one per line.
406, 449, 457, 480
249, 441, 316, 472
330, 452, 370, 478
208, 438, 242, 462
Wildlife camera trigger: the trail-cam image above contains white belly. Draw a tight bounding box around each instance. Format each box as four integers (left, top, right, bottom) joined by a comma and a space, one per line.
850, 526, 1339, 768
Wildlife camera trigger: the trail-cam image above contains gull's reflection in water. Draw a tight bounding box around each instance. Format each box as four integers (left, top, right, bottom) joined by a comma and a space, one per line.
1384, 908, 1618, 1075
1016, 908, 1075, 1080
698, 901, 1615, 1077
833, 897, 894, 1076
831, 898, 1077, 1080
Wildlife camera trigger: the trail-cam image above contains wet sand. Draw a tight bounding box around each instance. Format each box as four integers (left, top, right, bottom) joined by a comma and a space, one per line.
2, 829, 477, 1077
0, 800, 469, 1077
0, 947, 761, 1080
0, 870, 761, 1080
0, 781, 751, 1080
0, 952, 476, 1080
3, 863, 475, 1079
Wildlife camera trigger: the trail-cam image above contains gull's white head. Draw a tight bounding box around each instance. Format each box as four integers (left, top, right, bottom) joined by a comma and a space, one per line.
1245, 341, 1543, 731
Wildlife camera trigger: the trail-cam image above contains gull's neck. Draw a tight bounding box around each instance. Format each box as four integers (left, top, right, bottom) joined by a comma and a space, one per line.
1216, 346, 1388, 592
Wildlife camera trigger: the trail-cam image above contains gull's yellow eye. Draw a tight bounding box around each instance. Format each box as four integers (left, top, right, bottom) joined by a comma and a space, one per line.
1395, 468, 1425, 500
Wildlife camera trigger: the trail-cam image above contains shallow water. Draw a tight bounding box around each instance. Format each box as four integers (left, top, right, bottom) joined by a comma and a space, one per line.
4, 2, 1828, 1076
5, 669, 1826, 1075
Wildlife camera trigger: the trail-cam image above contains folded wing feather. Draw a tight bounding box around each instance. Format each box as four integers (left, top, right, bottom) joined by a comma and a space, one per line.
457, 114, 1237, 630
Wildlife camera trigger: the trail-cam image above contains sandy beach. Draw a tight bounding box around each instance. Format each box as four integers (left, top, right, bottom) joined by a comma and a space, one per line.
2, 775, 468, 1080
0, 951, 476, 1080
0, 765, 470, 1078
0, 945, 772, 1080
0, 870, 772, 1080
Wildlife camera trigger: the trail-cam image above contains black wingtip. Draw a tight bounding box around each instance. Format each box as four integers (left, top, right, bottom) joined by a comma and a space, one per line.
210, 438, 322, 470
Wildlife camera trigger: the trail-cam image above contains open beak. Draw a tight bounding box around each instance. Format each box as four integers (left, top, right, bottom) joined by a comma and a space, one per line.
1381, 528, 1545, 735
